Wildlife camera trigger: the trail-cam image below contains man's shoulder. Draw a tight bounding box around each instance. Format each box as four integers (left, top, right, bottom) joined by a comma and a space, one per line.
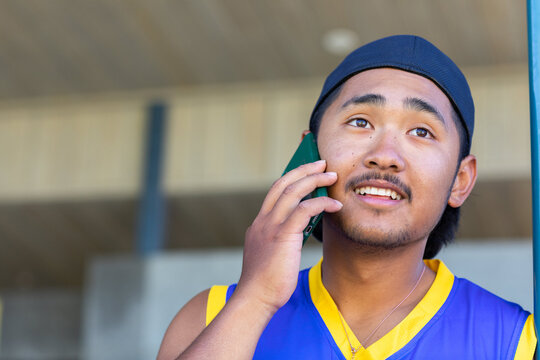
450, 274, 530, 319
413, 262, 535, 358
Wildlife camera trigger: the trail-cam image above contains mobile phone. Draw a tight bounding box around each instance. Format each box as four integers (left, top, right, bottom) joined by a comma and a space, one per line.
282, 132, 328, 245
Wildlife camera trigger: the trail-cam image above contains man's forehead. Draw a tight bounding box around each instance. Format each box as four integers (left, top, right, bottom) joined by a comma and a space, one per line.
336, 68, 453, 112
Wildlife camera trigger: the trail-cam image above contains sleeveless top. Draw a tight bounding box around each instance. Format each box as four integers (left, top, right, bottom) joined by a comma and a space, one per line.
206, 259, 536, 359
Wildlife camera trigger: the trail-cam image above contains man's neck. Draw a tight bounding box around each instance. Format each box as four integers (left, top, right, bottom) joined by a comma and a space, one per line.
320, 227, 437, 346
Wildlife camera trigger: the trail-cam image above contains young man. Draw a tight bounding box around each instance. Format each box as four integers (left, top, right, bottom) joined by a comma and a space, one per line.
158, 35, 537, 359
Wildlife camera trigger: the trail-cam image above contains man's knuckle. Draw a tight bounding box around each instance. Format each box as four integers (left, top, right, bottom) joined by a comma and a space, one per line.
283, 184, 296, 195
297, 201, 309, 211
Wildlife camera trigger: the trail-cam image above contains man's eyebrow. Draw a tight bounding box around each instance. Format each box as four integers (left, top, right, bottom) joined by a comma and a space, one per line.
403, 97, 446, 124
341, 93, 386, 109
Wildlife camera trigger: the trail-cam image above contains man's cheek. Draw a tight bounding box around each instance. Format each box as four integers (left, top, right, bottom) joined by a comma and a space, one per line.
323, 145, 358, 171
412, 153, 452, 180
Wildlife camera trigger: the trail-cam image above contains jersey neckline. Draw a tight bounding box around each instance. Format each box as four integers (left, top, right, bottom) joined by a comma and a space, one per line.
308, 258, 455, 360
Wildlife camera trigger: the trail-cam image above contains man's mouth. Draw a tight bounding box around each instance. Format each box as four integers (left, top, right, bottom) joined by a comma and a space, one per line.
346, 172, 412, 201
354, 186, 402, 200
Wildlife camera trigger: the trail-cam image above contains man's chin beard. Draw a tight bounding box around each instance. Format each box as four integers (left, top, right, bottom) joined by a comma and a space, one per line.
326, 212, 416, 254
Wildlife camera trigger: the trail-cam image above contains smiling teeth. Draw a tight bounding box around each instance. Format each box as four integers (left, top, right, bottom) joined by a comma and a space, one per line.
354, 186, 402, 200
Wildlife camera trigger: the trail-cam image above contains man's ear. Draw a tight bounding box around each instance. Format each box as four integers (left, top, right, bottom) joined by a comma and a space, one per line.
448, 154, 477, 208
301, 130, 310, 141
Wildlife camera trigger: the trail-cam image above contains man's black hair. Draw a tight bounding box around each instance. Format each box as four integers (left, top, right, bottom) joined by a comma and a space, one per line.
309, 82, 470, 259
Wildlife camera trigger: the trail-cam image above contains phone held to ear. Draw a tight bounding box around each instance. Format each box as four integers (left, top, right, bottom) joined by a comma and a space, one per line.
282, 132, 328, 245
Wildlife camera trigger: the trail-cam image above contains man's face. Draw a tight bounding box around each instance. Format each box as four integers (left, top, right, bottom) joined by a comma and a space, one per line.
317, 68, 463, 249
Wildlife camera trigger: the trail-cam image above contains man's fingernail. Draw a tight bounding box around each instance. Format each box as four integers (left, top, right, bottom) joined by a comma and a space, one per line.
334, 200, 343, 207
326, 172, 337, 177
315, 159, 326, 164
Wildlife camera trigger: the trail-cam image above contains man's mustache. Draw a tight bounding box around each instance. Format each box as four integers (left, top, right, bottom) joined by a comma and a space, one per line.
346, 172, 412, 200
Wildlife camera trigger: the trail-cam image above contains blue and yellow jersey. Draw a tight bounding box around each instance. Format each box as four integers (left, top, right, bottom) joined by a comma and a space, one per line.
206, 259, 536, 359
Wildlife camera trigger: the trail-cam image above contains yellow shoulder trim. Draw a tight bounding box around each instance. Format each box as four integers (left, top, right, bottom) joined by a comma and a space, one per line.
205, 285, 228, 326
514, 314, 537, 360
309, 258, 454, 360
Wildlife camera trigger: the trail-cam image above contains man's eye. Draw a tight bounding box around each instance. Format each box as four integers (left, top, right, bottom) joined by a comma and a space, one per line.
347, 118, 372, 128
408, 128, 433, 138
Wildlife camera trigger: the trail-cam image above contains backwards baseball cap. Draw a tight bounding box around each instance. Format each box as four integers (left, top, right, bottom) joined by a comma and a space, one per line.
309, 35, 474, 151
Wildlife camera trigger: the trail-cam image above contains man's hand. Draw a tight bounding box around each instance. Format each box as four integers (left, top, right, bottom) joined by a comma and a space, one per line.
158, 159, 341, 360
235, 159, 342, 312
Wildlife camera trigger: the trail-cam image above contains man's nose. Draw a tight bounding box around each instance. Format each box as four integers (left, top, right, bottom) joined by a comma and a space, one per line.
362, 132, 405, 171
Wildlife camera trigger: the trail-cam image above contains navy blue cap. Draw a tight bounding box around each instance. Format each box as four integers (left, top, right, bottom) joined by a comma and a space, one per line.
310, 35, 474, 150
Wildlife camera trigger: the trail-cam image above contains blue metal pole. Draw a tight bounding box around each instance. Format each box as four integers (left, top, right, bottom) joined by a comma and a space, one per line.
137, 102, 167, 255
528, 0, 540, 344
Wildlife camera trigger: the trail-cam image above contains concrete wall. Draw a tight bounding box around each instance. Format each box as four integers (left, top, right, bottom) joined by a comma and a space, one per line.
0, 241, 531, 360
0, 289, 81, 360
80, 248, 328, 360
81, 240, 533, 360
438, 241, 533, 311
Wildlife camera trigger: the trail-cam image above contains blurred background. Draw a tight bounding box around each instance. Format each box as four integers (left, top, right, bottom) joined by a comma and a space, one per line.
0, 0, 534, 359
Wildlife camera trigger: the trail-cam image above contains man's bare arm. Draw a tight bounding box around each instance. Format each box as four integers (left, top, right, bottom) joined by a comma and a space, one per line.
157, 289, 209, 360
158, 287, 279, 360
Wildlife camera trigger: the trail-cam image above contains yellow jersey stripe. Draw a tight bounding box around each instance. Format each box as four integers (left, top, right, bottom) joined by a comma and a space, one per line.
309, 259, 359, 359
514, 314, 537, 360
205, 285, 228, 326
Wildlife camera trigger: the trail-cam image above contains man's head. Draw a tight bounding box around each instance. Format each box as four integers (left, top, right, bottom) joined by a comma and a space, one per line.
308, 35, 477, 258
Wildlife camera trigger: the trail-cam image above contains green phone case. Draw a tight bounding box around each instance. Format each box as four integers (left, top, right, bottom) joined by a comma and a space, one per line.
282, 133, 328, 244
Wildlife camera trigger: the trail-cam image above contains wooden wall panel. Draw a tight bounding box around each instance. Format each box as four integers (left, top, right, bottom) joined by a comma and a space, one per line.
0, 0, 528, 98
164, 81, 319, 193
468, 66, 530, 179
0, 65, 531, 202
0, 98, 145, 201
